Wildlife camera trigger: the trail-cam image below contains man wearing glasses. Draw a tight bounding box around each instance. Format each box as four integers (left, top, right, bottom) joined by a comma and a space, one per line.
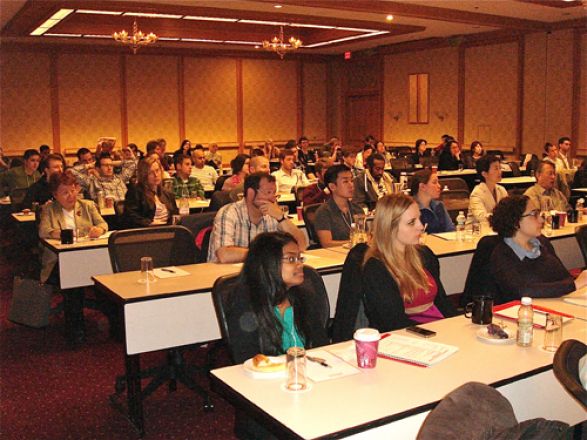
208, 172, 307, 263
352, 153, 395, 211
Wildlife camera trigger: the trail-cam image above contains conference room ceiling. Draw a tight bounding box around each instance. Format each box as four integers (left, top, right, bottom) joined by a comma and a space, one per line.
1, 0, 585, 56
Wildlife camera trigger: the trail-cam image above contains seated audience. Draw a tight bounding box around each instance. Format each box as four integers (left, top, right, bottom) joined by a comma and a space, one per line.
0, 148, 41, 196
438, 139, 464, 171
341, 147, 360, 178
314, 165, 364, 248
71, 147, 94, 176
272, 150, 309, 195
172, 154, 204, 199
205, 143, 222, 169
229, 155, 270, 201
412, 139, 429, 165
39, 171, 107, 282
37, 144, 51, 174
463, 140, 484, 169
23, 153, 64, 208
355, 144, 373, 170
173, 139, 191, 158
375, 141, 392, 168
523, 161, 569, 212
353, 153, 395, 211
363, 194, 456, 332
123, 155, 177, 228
222, 154, 250, 192
468, 155, 507, 222
208, 173, 307, 263
543, 142, 558, 165
301, 158, 332, 206
543, 141, 571, 197
410, 169, 455, 233
489, 195, 587, 304
263, 139, 280, 160
190, 146, 218, 191
297, 136, 316, 172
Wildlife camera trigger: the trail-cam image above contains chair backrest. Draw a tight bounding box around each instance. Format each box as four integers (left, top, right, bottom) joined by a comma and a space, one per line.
331, 243, 369, 342
575, 225, 587, 267
108, 225, 196, 273
302, 202, 323, 246
10, 187, 28, 212
439, 177, 469, 192
209, 190, 232, 212
179, 211, 217, 263
301, 265, 330, 330
486, 149, 504, 160
507, 161, 521, 177
214, 175, 230, 192
295, 186, 306, 205
440, 190, 470, 221
390, 158, 409, 170
553, 339, 587, 409
460, 235, 501, 307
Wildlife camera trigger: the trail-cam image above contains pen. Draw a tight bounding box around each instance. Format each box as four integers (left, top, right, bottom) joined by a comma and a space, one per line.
307, 355, 331, 368
161, 268, 175, 273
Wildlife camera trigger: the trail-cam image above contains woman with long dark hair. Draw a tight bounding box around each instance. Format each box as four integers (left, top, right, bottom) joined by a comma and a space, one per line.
227, 231, 329, 364
222, 154, 250, 191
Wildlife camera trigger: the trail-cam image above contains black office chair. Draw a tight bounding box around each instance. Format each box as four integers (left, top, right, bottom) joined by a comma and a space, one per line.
575, 225, 587, 268
214, 175, 230, 192
179, 212, 217, 263
553, 339, 587, 409
460, 235, 501, 308
209, 190, 232, 212
302, 202, 323, 248
439, 177, 469, 193
508, 161, 522, 177
107, 226, 213, 410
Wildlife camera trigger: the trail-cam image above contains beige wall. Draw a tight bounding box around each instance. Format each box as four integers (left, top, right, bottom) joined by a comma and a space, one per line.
581, 33, 587, 155
302, 62, 327, 143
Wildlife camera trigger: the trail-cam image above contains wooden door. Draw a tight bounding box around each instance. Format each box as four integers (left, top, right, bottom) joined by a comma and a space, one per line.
345, 93, 380, 145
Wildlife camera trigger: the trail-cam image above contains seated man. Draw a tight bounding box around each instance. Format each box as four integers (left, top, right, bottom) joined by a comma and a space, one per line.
191, 146, 218, 191
523, 160, 569, 212
71, 152, 136, 203
272, 149, 309, 195
172, 154, 204, 199
207, 172, 307, 263
352, 153, 395, 210
71, 147, 94, 174
315, 165, 364, 248
301, 158, 332, 206
23, 153, 64, 208
342, 146, 360, 178
205, 142, 222, 170
0, 148, 41, 196
229, 155, 270, 201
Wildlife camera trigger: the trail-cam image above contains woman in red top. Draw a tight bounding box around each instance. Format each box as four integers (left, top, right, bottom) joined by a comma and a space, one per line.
362, 193, 456, 332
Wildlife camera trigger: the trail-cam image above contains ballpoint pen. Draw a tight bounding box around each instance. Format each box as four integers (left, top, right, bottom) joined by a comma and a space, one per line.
307, 355, 331, 368
161, 268, 175, 273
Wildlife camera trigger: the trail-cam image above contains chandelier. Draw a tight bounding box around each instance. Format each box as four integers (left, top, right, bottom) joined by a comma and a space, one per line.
262, 26, 302, 59
113, 20, 157, 54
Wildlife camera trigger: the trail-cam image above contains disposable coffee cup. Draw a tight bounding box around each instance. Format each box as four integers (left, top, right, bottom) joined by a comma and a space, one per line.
354, 328, 381, 368
60, 229, 74, 245
105, 196, 115, 209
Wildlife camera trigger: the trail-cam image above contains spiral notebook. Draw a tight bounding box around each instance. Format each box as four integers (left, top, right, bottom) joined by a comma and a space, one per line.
377, 334, 459, 367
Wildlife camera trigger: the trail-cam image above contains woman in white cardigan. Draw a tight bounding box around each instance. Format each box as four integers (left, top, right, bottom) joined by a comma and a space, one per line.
468, 154, 508, 222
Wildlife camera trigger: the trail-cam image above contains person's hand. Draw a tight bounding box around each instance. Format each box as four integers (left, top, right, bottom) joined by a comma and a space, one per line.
574, 270, 587, 290
88, 226, 103, 239
258, 201, 283, 220
88, 168, 100, 178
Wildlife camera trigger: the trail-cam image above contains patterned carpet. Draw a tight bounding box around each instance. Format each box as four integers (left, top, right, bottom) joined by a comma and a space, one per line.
0, 211, 238, 439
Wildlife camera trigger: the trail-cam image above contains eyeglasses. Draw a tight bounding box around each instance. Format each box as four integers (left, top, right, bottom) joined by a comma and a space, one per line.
521, 209, 541, 219
281, 255, 306, 264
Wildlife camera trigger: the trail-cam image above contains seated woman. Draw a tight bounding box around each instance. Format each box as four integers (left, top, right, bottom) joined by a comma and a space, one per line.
124, 155, 177, 228
227, 231, 329, 364
222, 154, 250, 192
39, 171, 108, 283
463, 140, 484, 169
363, 194, 456, 332
410, 169, 455, 233
411, 138, 429, 166
468, 155, 508, 222
438, 139, 463, 171
490, 195, 587, 304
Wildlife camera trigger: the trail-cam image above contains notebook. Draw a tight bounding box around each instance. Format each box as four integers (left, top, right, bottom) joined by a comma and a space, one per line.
377, 334, 459, 367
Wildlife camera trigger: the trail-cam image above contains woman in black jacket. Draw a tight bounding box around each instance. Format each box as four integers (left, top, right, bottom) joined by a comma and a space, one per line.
363, 194, 456, 332
124, 155, 177, 228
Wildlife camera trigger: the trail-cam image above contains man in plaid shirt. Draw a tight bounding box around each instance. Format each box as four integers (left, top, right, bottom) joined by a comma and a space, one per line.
172, 154, 204, 199
207, 172, 307, 263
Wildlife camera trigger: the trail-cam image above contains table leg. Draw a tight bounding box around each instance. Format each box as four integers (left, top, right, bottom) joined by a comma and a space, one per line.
126, 354, 144, 436
63, 288, 85, 344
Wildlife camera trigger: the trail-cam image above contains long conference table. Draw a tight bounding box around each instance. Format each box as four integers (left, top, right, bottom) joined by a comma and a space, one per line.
90, 220, 586, 435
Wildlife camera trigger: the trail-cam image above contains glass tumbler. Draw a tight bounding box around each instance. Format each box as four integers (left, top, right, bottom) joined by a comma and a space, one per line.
286, 347, 307, 391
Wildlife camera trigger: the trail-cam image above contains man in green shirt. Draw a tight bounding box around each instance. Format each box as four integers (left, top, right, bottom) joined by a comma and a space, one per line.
172, 154, 204, 199
0, 149, 41, 196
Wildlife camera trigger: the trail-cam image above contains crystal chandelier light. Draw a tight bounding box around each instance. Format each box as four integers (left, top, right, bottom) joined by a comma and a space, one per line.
113, 19, 157, 54
262, 26, 302, 59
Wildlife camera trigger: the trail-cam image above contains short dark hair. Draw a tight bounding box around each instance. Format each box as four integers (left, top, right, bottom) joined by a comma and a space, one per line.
174, 154, 191, 167
39, 145, 50, 153
471, 140, 483, 151
536, 160, 555, 175
367, 152, 385, 169
244, 172, 276, 194
298, 136, 308, 143
279, 149, 295, 161
77, 147, 91, 159
490, 195, 529, 238
24, 149, 40, 160
285, 140, 297, 149
410, 169, 433, 197
146, 140, 160, 154
415, 139, 427, 149
558, 136, 571, 145
476, 154, 501, 181
314, 158, 331, 176
96, 152, 112, 168
250, 148, 265, 157
46, 153, 64, 166
324, 164, 351, 187
49, 171, 77, 194
342, 146, 356, 158
544, 142, 554, 153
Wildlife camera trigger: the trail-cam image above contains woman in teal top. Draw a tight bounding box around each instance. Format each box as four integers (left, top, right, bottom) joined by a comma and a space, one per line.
226, 231, 329, 364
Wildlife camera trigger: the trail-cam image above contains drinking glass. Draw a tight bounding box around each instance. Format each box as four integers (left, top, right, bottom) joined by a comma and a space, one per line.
76, 227, 88, 242
138, 256, 156, 284
286, 347, 307, 391
281, 205, 290, 218
543, 314, 563, 352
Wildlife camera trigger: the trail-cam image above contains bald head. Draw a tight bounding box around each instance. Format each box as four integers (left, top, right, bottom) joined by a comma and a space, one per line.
250, 155, 270, 173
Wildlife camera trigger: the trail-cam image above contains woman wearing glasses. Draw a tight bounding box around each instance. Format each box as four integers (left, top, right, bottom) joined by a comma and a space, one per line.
490, 195, 587, 304
362, 194, 456, 332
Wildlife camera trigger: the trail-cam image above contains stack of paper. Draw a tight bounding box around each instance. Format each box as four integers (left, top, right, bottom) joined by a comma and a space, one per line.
377, 334, 459, 367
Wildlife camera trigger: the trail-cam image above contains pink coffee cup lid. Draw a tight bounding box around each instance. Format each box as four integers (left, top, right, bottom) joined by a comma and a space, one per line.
353, 328, 381, 342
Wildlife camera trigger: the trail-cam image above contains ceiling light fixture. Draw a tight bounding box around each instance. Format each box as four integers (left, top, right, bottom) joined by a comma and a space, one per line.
29, 8, 74, 36
183, 16, 238, 22
76, 10, 123, 15
386, 15, 394, 21
124, 12, 183, 19
262, 26, 302, 59
113, 19, 157, 54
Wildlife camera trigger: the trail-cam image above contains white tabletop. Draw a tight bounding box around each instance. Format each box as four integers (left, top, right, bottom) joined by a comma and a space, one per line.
500, 176, 536, 185
437, 169, 477, 177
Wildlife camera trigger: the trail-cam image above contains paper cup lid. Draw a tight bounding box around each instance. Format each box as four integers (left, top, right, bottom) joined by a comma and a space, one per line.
353, 328, 380, 342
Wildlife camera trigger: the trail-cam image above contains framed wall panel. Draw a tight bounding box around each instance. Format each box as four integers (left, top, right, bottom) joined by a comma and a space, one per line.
408, 73, 429, 124
302, 62, 327, 143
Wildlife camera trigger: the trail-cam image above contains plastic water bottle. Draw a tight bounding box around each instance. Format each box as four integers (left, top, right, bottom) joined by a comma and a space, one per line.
516, 297, 534, 347
472, 216, 482, 237
464, 211, 474, 242
399, 172, 408, 191
456, 211, 466, 242
97, 191, 105, 211
179, 185, 190, 217
577, 198, 584, 222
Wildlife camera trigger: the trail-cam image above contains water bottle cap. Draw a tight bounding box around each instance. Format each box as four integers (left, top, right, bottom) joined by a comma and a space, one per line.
521, 297, 532, 306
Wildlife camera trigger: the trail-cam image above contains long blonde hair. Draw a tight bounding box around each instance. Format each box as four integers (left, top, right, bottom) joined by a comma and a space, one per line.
136, 155, 163, 206
364, 193, 429, 303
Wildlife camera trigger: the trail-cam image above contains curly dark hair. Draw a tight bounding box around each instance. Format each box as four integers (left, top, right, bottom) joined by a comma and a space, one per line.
490, 195, 529, 238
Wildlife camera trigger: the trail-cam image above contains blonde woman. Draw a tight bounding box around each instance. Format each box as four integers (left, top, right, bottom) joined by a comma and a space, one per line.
363, 194, 456, 332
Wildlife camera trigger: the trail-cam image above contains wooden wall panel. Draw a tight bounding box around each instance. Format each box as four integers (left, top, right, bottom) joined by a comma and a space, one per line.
579, 33, 587, 153
464, 42, 518, 150
383, 47, 458, 146
126, 55, 179, 150
184, 57, 238, 145
302, 62, 327, 143
58, 54, 121, 151
242, 59, 297, 143
0, 51, 52, 153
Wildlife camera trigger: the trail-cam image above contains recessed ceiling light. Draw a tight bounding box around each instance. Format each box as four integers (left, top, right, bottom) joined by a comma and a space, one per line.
290, 23, 335, 29
386, 15, 394, 21
181, 38, 224, 43
274, 5, 283, 8
336, 26, 379, 33
183, 16, 238, 22
238, 19, 289, 26
124, 12, 183, 19
83, 34, 112, 38
50, 9, 74, 20
304, 31, 388, 48
158, 37, 180, 41
224, 40, 260, 45
44, 33, 82, 38
76, 10, 123, 15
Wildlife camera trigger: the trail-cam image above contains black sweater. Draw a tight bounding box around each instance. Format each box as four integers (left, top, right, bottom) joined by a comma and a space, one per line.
363, 246, 457, 332
123, 183, 177, 228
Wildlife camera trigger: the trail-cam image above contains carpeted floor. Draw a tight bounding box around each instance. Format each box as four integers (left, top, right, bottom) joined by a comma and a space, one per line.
0, 212, 239, 439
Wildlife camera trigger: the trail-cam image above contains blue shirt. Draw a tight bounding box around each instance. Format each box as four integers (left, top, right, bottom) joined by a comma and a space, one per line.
504, 237, 542, 261
418, 199, 455, 233
274, 306, 304, 352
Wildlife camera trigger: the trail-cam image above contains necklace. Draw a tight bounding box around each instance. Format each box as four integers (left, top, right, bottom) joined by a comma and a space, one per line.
339, 200, 353, 230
